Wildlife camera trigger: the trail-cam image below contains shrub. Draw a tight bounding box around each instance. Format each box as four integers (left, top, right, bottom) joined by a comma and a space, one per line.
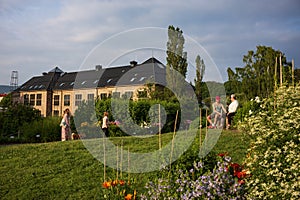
240, 85, 300, 199
21, 117, 61, 142
234, 96, 262, 126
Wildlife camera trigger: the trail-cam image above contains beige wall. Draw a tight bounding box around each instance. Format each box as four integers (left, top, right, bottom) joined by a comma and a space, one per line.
16, 84, 147, 117
19, 91, 48, 117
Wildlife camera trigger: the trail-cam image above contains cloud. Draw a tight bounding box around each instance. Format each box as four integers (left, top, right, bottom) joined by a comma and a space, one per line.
0, 0, 299, 85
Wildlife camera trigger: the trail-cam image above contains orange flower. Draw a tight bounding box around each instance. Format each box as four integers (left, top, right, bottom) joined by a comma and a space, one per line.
125, 193, 133, 200
112, 180, 118, 186
102, 181, 111, 189
119, 180, 126, 186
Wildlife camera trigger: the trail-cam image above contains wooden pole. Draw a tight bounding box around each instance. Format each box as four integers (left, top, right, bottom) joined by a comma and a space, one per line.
199, 108, 202, 154
292, 59, 295, 87
205, 109, 208, 149
103, 137, 106, 181
275, 57, 277, 89
168, 110, 179, 179
128, 147, 130, 182
158, 104, 161, 150
274, 57, 277, 110
116, 145, 119, 180
120, 140, 123, 179
280, 54, 283, 87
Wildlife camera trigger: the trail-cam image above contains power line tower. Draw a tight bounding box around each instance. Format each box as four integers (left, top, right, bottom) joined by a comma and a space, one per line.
10, 71, 18, 90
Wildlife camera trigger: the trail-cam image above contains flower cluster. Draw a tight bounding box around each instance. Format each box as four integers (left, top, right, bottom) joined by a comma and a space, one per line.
102, 179, 136, 200
141, 154, 249, 199
241, 85, 300, 199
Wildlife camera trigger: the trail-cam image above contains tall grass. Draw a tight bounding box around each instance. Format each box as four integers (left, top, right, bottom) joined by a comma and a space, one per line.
0, 130, 249, 199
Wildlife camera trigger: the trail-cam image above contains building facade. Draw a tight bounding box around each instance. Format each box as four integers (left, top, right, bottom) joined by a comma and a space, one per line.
13, 57, 166, 117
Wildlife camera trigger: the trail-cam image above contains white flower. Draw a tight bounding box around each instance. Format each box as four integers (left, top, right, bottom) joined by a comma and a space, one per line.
255, 96, 260, 103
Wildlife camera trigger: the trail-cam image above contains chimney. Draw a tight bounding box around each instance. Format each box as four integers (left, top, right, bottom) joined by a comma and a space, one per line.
95, 65, 102, 71
130, 60, 138, 67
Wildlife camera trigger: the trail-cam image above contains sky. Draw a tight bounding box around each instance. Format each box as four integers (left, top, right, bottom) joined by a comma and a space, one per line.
0, 0, 300, 85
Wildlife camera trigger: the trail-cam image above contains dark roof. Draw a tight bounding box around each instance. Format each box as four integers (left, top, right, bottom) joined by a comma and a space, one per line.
17, 57, 166, 92
49, 67, 64, 73
0, 85, 14, 94
17, 72, 55, 91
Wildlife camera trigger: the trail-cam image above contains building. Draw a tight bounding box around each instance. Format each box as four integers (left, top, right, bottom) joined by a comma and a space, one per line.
13, 57, 166, 117
0, 85, 14, 102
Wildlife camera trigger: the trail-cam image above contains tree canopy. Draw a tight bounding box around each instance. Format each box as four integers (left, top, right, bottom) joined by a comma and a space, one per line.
225, 45, 294, 99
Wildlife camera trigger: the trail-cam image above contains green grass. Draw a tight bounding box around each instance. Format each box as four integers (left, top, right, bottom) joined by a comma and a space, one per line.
0, 130, 250, 199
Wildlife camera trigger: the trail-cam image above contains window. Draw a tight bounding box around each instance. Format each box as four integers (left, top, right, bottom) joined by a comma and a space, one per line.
24, 94, 29, 105
112, 92, 120, 98
100, 93, 107, 100
30, 94, 35, 106
53, 110, 59, 116
64, 95, 70, 106
36, 94, 42, 106
123, 91, 133, 99
87, 93, 94, 101
54, 95, 60, 106
75, 94, 82, 106
107, 79, 112, 83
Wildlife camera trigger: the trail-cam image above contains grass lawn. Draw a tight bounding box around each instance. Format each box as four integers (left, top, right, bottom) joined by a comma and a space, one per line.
0, 130, 249, 199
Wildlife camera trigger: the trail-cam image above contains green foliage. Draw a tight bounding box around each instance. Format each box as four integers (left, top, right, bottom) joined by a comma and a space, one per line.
75, 98, 183, 137
194, 55, 205, 103
0, 103, 41, 140
234, 96, 263, 125
240, 85, 300, 199
20, 117, 61, 142
166, 25, 188, 78
0, 93, 12, 107
227, 45, 291, 99
166, 25, 188, 98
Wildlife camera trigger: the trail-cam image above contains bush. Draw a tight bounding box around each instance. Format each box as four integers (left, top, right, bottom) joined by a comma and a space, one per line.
21, 117, 61, 143
234, 96, 263, 125
240, 85, 300, 199
0, 103, 41, 140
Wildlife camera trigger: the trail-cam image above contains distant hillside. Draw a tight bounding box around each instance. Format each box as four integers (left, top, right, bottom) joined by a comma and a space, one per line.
0, 85, 14, 94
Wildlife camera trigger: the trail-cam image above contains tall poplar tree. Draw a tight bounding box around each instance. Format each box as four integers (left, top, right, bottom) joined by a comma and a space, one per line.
194, 55, 205, 103
166, 25, 188, 97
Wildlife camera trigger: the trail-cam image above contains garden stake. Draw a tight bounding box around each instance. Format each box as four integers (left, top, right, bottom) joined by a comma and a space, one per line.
103, 137, 106, 181
120, 140, 123, 178
205, 109, 208, 151
292, 59, 294, 87
199, 108, 202, 155
128, 146, 130, 182
280, 54, 282, 87
168, 110, 179, 179
274, 56, 277, 110
116, 145, 119, 181
159, 104, 161, 150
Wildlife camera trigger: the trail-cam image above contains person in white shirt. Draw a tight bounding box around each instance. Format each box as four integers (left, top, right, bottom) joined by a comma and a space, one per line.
102, 112, 110, 137
227, 94, 239, 129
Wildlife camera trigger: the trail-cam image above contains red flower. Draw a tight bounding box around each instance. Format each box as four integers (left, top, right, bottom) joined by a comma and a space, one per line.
119, 180, 126, 186
238, 179, 245, 185
236, 171, 246, 179
102, 181, 111, 189
217, 152, 228, 157
112, 180, 118, 186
